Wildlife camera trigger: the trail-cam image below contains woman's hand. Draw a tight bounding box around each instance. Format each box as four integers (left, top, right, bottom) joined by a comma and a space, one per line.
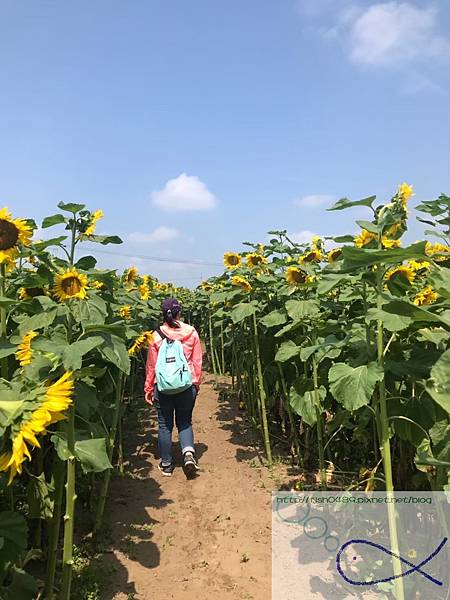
145, 391, 153, 405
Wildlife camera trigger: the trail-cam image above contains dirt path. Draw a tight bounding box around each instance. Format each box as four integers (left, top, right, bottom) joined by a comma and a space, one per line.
101, 375, 274, 600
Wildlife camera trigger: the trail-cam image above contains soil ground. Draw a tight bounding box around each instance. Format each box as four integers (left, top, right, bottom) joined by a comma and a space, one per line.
99, 375, 290, 600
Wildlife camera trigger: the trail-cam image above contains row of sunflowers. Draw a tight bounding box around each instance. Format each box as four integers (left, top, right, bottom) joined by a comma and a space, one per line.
193, 184, 450, 498
0, 202, 195, 599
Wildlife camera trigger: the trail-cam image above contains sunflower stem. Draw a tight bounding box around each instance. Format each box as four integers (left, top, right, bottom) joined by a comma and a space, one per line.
311, 330, 326, 489
220, 323, 225, 375
252, 311, 272, 466
69, 217, 77, 266
94, 371, 124, 537
60, 404, 76, 600
0, 263, 8, 379
45, 456, 65, 600
376, 256, 404, 600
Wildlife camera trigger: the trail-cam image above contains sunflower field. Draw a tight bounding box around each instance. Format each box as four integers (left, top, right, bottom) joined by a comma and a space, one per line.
195, 185, 450, 497
1, 187, 450, 599
0, 202, 195, 599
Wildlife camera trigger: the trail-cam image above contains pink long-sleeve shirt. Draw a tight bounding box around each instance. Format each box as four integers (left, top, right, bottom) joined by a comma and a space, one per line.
144, 321, 203, 399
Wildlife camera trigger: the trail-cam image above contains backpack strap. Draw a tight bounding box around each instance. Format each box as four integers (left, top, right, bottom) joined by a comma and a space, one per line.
156, 327, 169, 341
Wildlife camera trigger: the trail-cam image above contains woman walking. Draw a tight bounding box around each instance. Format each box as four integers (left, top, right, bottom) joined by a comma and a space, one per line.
145, 297, 203, 477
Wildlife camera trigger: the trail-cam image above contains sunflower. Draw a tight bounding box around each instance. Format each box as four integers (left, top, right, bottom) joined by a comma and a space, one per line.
155, 282, 168, 292
200, 281, 214, 292
397, 183, 414, 206
139, 283, 150, 300
90, 280, 106, 290
246, 253, 267, 268
84, 209, 104, 237
385, 222, 402, 238
386, 266, 415, 284
327, 248, 342, 262
408, 259, 430, 272
0, 207, 32, 265
354, 229, 376, 248
286, 266, 308, 285
53, 268, 88, 301
382, 238, 401, 249
18, 286, 47, 300
425, 242, 450, 261
413, 286, 438, 306
119, 305, 132, 319
311, 236, 323, 249
128, 331, 154, 356
223, 252, 242, 269
15, 331, 38, 367
231, 275, 252, 292
0, 372, 74, 484
299, 249, 323, 263
125, 266, 139, 285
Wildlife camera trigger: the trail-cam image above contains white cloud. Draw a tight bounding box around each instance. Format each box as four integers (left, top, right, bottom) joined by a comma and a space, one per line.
349, 2, 450, 67
289, 230, 318, 244
151, 173, 218, 211
128, 226, 180, 244
293, 194, 335, 208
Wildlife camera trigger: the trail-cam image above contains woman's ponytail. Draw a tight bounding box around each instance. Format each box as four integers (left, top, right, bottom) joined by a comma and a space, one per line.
163, 308, 181, 328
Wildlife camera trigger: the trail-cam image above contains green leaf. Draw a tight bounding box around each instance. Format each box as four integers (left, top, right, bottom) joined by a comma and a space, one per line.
428, 267, 450, 300
18, 309, 57, 335
75, 255, 97, 270
329, 362, 383, 411
84, 322, 127, 337
98, 334, 130, 374
260, 310, 287, 328
74, 438, 113, 473
71, 295, 108, 326
355, 220, 381, 234
33, 236, 68, 250
425, 349, 450, 413
57, 201, 85, 213
41, 214, 66, 228
289, 378, 326, 426
0, 396, 24, 427
50, 433, 70, 461
0, 297, 18, 307
327, 195, 376, 212
417, 328, 450, 347
88, 234, 123, 245
0, 340, 16, 359
0, 511, 28, 569
337, 241, 428, 272
230, 303, 257, 324
285, 299, 320, 321
317, 274, 349, 295
27, 473, 54, 520
275, 341, 300, 363
2, 567, 38, 600
382, 300, 450, 328
62, 337, 104, 371
365, 308, 413, 332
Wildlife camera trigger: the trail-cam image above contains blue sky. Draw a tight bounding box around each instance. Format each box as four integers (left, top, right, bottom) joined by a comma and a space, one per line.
1, 0, 449, 286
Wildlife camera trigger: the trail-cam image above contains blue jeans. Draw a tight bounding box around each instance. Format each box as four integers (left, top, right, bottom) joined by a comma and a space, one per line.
154, 385, 197, 465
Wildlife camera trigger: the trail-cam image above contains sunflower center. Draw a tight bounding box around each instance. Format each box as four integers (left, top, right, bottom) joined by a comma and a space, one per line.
62, 276, 82, 296
27, 287, 45, 297
228, 256, 239, 265
0, 219, 19, 250
292, 270, 307, 283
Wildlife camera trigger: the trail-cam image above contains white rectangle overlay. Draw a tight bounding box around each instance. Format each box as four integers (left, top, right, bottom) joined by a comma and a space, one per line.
272, 492, 450, 599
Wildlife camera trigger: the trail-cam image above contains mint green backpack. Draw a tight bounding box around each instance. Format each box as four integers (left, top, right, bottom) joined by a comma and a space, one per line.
155, 329, 192, 394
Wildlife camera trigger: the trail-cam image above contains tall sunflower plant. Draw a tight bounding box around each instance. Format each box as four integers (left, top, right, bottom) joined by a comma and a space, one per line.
0, 202, 134, 600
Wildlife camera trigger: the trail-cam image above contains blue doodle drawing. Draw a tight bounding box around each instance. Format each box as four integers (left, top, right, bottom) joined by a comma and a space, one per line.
336, 537, 448, 587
